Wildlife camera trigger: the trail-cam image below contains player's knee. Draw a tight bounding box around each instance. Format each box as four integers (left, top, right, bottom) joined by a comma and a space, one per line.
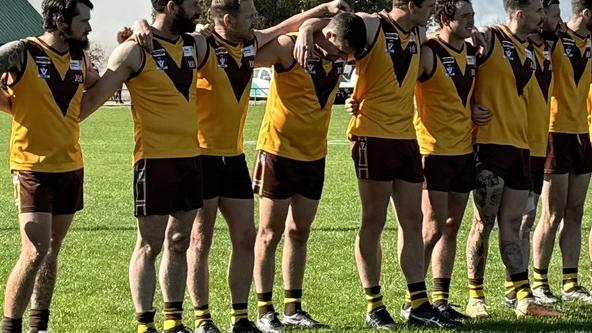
137, 240, 163, 260
423, 222, 443, 246
285, 224, 311, 245
167, 232, 190, 254
21, 245, 50, 268
258, 227, 283, 248
232, 227, 256, 251
191, 230, 214, 254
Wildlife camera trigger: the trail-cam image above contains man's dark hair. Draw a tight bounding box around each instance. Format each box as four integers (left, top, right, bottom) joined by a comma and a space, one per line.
572, 0, 592, 14
543, 0, 560, 7
327, 12, 367, 53
393, 0, 428, 7
434, 0, 471, 26
211, 0, 248, 20
151, 0, 184, 13
42, 0, 94, 32
503, 0, 532, 13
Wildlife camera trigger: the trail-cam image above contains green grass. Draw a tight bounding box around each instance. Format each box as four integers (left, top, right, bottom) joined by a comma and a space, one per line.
0, 106, 591, 332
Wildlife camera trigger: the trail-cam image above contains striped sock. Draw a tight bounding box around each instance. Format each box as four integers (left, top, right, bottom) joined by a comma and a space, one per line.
135, 311, 156, 333
563, 267, 578, 292
2, 317, 22, 333
29, 309, 50, 333
194, 304, 211, 327
407, 281, 429, 310
504, 270, 516, 300
469, 278, 485, 300
532, 267, 549, 289
432, 278, 451, 307
163, 302, 184, 331
510, 271, 533, 301
284, 289, 302, 316
231, 303, 249, 324
364, 286, 385, 313
257, 292, 274, 318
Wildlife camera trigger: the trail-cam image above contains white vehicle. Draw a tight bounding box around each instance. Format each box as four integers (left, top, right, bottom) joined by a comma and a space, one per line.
335, 64, 357, 104
251, 67, 272, 99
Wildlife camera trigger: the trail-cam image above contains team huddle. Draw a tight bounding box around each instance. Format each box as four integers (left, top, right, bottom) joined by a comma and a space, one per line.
0, 0, 592, 332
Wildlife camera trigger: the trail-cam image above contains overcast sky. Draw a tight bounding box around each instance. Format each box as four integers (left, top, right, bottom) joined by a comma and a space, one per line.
28, 0, 574, 53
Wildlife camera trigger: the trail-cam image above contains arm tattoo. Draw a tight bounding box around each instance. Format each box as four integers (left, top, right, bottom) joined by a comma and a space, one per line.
0, 41, 26, 75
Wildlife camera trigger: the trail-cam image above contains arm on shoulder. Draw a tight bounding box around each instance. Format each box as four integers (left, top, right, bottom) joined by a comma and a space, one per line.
80, 42, 142, 121
256, 35, 294, 69
254, 0, 348, 48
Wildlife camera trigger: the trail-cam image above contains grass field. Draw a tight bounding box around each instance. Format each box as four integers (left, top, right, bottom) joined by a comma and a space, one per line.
0, 106, 592, 332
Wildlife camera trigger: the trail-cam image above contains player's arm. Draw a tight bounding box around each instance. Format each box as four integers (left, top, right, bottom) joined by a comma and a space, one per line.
294, 13, 378, 66
83, 53, 101, 89
255, 35, 295, 69
80, 42, 143, 121
254, 0, 350, 49
191, 33, 210, 69
0, 41, 26, 76
0, 87, 11, 115
472, 26, 493, 59
418, 44, 435, 79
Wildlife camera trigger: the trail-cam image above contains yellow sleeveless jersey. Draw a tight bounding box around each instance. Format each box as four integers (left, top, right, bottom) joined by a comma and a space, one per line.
526, 38, 554, 157
587, 84, 592, 138
415, 37, 477, 156
347, 10, 420, 140
257, 44, 345, 161
196, 32, 256, 156
549, 29, 592, 134
126, 34, 200, 162
5, 37, 85, 172
474, 25, 535, 149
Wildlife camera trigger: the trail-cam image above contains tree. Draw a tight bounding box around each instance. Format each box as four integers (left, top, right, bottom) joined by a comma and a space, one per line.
88, 41, 106, 72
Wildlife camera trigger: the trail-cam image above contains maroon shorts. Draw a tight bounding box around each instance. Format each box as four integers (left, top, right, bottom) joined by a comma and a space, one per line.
12, 169, 84, 214
202, 154, 253, 200
351, 136, 423, 183
252, 151, 325, 200
134, 157, 203, 217
544, 133, 592, 175
530, 156, 546, 195
423, 154, 476, 193
474, 144, 531, 191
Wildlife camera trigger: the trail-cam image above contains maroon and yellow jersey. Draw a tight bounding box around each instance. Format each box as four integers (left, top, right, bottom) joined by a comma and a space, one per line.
196, 32, 256, 156
526, 38, 554, 157
5, 37, 86, 172
474, 25, 535, 149
126, 34, 200, 162
257, 45, 345, 161
415, 38, 477, 156
347, 10, 421, 140
549, 29, 592, 134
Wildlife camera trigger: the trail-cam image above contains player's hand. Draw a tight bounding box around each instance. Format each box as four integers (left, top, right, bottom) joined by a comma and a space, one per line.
195, 23, 214, 37
326, 0, 350, 15
132, 19, 154, 52
116, 26, 133, 44
345, 97, 359, 116
470, 27, 487, 56
472, 104, 491, 126
294, 28, 315, 68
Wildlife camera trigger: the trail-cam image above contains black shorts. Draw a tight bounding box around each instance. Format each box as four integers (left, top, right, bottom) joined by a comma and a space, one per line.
252, 151, 325, 200
530, 156, 546, 195
423, 154, 476, 193
202, 154, 253, 200
351, 136, 423, 183
544, 133, 592, 175
474, 144, 531, 191
12, 169, 84, 215
134, 157, 203, 217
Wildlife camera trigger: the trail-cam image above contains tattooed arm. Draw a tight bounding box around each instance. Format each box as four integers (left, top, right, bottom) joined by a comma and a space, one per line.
0, 41, 26, 77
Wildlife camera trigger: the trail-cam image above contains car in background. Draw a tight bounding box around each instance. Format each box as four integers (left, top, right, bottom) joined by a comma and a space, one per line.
250, 67, 272, 99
